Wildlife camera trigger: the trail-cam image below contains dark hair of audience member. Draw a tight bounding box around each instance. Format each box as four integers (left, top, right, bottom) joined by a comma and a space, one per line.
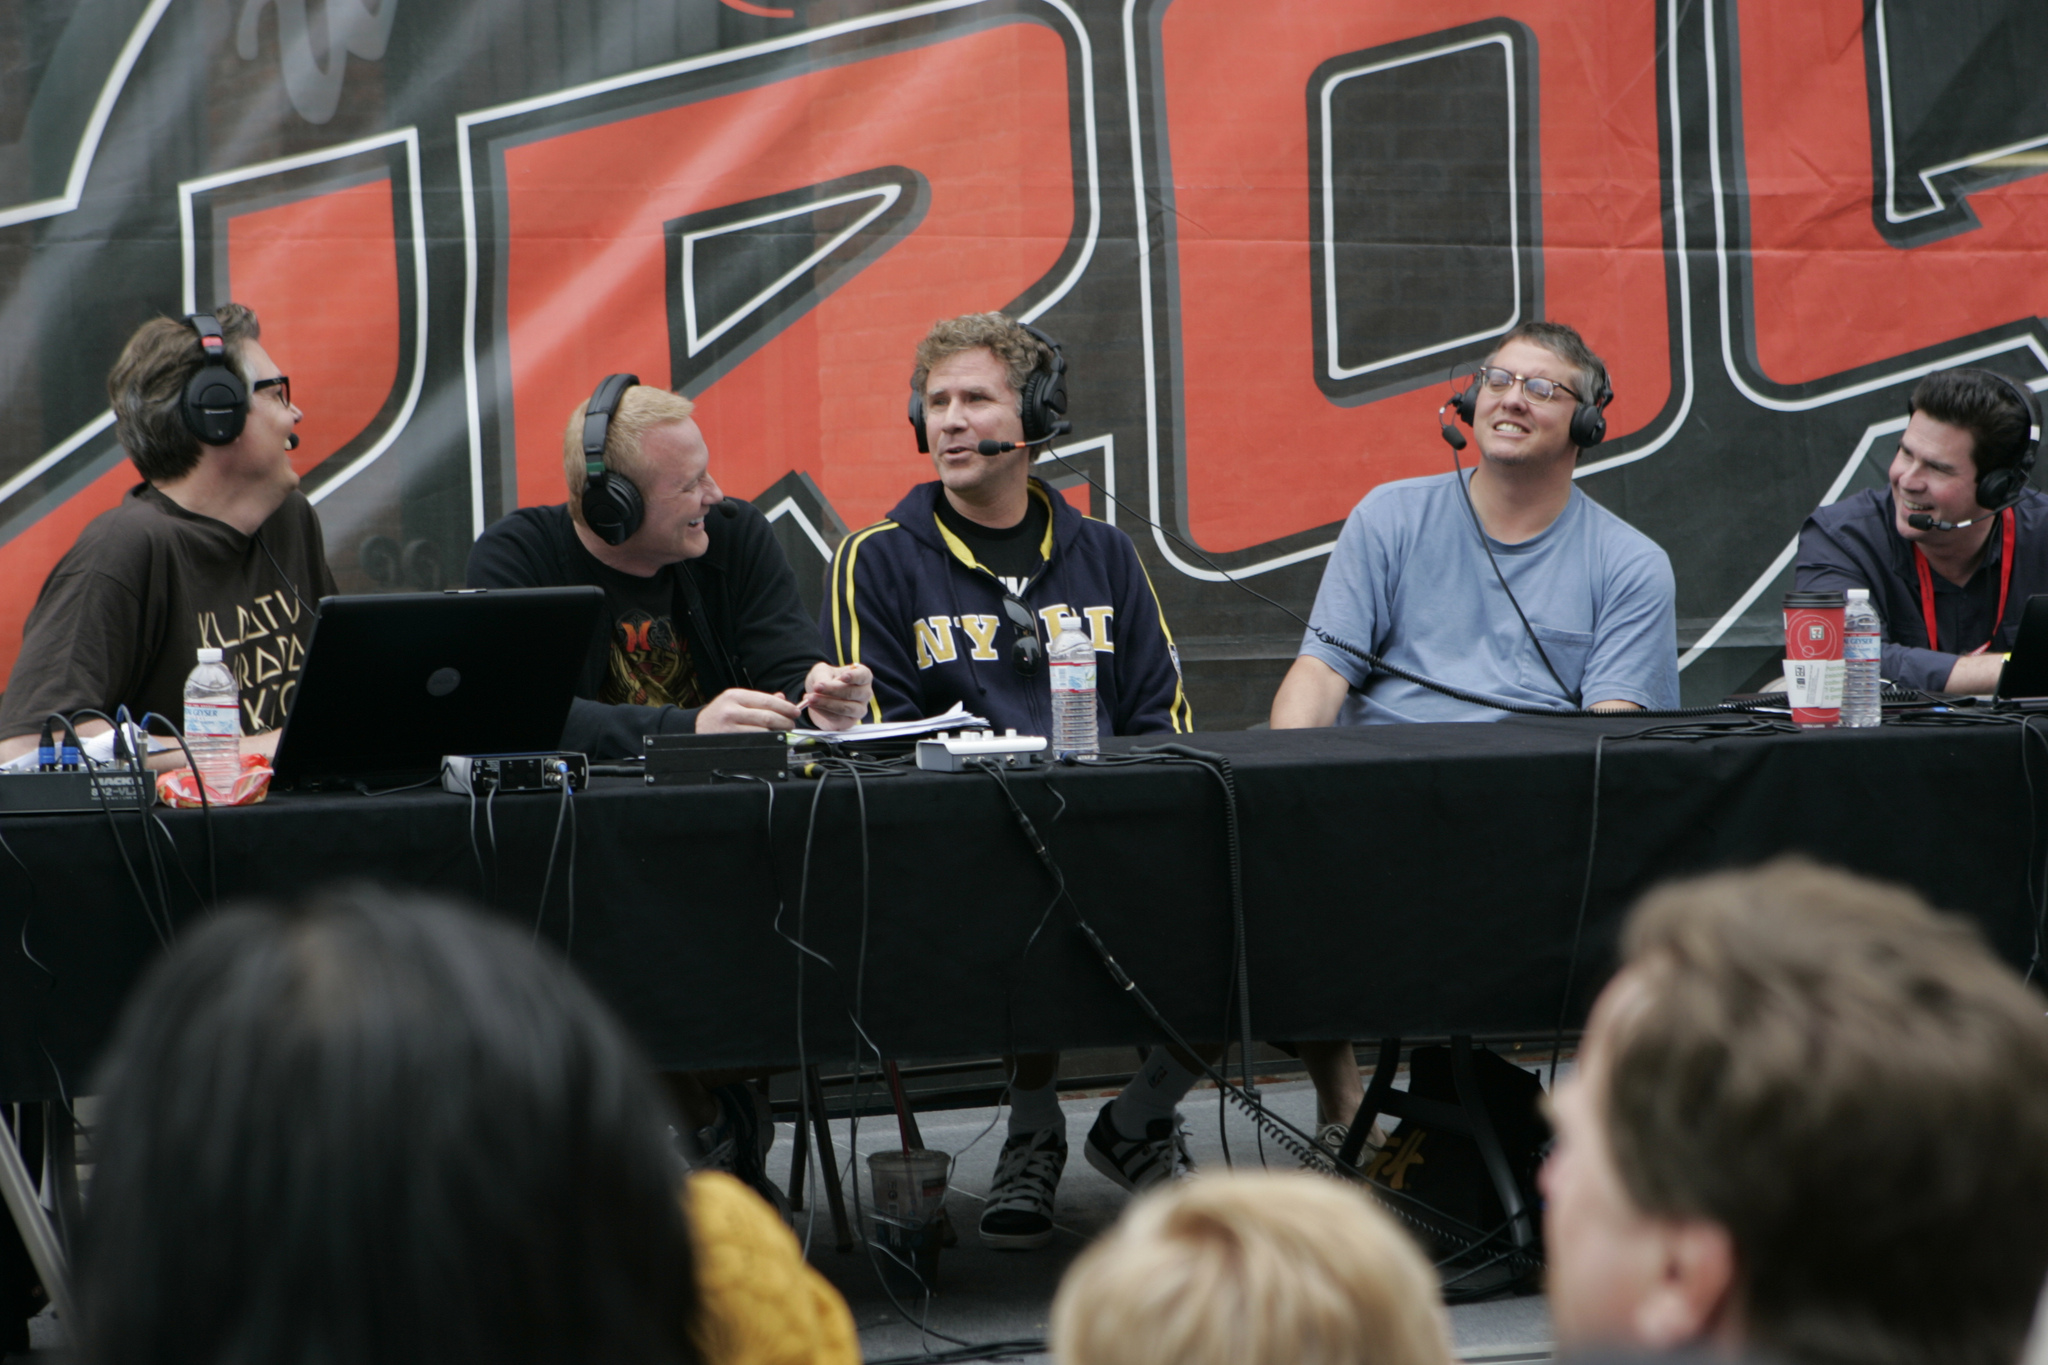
73, 885, 702, 1365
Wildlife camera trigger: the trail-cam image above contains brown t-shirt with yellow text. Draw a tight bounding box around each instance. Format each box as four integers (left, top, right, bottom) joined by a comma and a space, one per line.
0, 483, 336, 739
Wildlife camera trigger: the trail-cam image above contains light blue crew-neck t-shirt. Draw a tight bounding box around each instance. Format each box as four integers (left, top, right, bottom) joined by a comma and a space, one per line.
1299, 471, 1679, 723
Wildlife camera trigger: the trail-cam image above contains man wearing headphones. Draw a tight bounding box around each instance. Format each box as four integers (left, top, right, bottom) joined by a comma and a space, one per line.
465, 382, 871, 759
1267, 320, 1677, 1153
1796, 367, 2045, 694
1271, 320, 1677, 729
0, 304, 333, 764
466, 380, 870, 1211
825, 312, 1192, 734
823, 311, 1196, 1254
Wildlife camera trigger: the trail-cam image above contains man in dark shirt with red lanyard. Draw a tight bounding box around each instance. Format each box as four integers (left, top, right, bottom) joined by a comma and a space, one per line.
1797, 367, 2045, 694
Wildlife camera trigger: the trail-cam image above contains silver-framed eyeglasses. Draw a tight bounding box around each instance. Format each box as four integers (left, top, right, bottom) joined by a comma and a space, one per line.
1478, 367, 1580, 405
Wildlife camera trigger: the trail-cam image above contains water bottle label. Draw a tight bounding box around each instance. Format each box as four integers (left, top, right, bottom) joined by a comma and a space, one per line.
1050, 662, 1097, 692
184, 702, 239, 737
1844, 632, 1881, 663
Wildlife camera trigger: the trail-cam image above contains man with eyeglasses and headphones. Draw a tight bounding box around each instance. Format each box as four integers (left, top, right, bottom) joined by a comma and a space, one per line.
1796, 366, 2046, 696
1267, 319, 1678, 1157
0, 303, 334, 767
822, 311, 1196, 1254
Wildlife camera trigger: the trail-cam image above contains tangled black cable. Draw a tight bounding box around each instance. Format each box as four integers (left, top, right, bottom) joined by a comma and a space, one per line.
67, 708, 173, 947
532, 764, 578, 957
968, 756, 1543, 1282
138, 710, 217, 909
780, 757, 993, 1354
1084, 746, 1257, 1164
862, 1342, 1047, 1365
1, 824, 49, 984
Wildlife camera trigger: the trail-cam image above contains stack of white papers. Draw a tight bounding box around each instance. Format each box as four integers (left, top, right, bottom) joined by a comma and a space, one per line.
793, 701, 991, 741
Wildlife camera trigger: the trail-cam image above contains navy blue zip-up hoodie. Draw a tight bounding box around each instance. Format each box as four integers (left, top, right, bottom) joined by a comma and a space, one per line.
824, 479, 1193, 736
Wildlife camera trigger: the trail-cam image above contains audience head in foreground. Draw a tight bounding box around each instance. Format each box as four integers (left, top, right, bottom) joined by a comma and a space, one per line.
1543, 858, 2048, 1365
75, 886, 703, 1365
1051, 1171, 1453, 1365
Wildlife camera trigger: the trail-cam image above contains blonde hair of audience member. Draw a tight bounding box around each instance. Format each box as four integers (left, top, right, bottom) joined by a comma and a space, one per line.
561, 385, 697, 529
1050, 1172, 1452, 1365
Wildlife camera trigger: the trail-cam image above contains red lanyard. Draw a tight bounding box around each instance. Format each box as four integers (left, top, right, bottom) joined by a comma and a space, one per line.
1914, 507, 2015, 656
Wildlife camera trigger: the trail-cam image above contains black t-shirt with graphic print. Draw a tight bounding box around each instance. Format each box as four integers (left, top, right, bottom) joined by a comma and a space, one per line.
584, 561, 706, 712
0, 482, 337, 738
933, 490, 1049, 595
466, 501, 826, 757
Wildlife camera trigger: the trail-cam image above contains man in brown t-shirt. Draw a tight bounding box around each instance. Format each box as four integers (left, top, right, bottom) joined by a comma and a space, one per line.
0, 304, 335, 765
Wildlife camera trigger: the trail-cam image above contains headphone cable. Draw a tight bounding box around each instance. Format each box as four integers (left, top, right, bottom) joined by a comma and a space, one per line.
254, 530, 318, 624
1447, 448, 1579, 704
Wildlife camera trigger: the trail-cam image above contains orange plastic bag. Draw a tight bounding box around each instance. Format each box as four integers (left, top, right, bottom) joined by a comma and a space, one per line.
157, 753, 272, 808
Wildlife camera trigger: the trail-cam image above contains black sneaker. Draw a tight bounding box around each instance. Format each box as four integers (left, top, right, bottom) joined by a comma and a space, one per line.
978, 1127, 1068, 1250
1084, 1102, 1194, 1194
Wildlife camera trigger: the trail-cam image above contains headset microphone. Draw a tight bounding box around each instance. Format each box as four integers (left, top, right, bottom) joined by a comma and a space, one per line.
976, 425, 1072, 456
1437, 401, 1467, 452
1906, 511, 1986, 532
285, 433, 299, 451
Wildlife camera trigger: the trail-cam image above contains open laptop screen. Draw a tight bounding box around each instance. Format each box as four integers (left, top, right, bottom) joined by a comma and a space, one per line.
271, 586, 606, 790
1997, 594, 2048, 701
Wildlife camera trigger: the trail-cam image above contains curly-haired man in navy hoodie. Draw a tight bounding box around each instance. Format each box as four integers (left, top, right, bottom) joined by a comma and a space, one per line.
824, 312, 1197, 1253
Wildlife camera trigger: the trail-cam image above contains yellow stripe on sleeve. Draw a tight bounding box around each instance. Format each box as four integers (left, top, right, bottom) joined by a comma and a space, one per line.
1134, 557, 1194, 732
834, 522, 896, 724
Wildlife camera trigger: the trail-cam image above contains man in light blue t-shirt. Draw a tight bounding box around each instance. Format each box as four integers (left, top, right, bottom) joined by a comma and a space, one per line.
1268, 320, 1679, 1146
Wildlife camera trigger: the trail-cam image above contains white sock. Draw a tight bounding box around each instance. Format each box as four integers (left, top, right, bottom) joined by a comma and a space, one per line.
1110, 1047, 1197, 1139
1007, 1074, 1064, 1137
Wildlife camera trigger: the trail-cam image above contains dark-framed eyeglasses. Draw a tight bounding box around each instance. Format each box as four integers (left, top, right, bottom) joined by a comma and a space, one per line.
1001, 593, 1042, 677
1479, 367, 1579, 405
252, 375, 292, 410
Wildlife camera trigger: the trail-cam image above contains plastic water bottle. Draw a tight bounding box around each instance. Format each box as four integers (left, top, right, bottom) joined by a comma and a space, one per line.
1841, 588, 1883, 729
1049, 613, 1099, 757
183, 646, 240, 798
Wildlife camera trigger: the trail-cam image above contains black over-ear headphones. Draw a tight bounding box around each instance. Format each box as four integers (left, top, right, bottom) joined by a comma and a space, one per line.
580, 373, 644, 546
181, 313, 249, 446
1966, 369, 2043, 513
1452, 356, 1613, 450
909, 322, 1071, 453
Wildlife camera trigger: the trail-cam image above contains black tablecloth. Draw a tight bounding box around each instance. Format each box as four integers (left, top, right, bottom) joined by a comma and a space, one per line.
1, 716, 2038, 1100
